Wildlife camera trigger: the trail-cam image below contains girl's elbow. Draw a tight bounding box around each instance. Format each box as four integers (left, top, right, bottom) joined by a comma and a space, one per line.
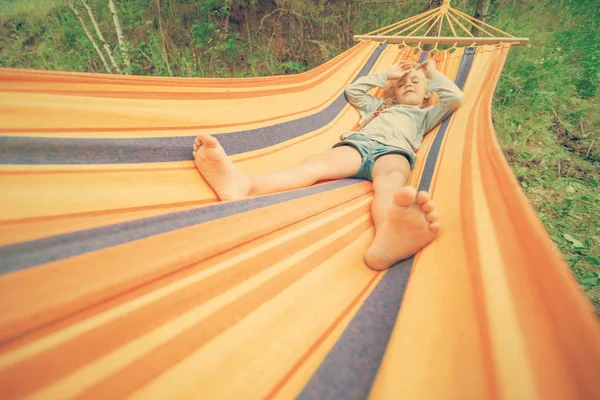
451, 93, 464, 109
345, 87, 357, 99
345, 91, 361, 105
455, 92, 464, 104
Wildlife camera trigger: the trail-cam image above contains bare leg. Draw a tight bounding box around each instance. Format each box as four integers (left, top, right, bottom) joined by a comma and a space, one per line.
249, 146, 361, 195
192, 133, 362, 201
363, 154, 440, 270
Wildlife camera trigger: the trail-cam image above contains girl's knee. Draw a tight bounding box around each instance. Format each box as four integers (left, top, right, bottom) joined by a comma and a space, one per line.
302, 153, 328, 171
300, 153, 330, 178
302, 149, 361, 181
303, 153, 326, 165
373, 169, 408, 188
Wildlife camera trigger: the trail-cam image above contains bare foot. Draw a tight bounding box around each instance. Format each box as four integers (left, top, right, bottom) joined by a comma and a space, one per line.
192, 133, 253, 201
364, 187, 440, 270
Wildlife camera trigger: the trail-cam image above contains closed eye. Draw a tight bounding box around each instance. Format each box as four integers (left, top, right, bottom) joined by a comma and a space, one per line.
398, 79, 420, 88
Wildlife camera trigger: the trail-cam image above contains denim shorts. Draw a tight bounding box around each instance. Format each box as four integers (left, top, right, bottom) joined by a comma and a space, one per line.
333, 134, 415, 181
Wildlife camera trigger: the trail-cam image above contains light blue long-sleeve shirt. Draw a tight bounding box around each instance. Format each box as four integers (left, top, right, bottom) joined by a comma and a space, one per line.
342, 70, 463, 158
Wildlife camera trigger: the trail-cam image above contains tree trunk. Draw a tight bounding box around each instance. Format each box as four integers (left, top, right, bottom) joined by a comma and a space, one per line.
81, 0, 121, 73
420, 0, 443, 13
421, 0, 443, 51
471, 0, 492, 37
274, 0, 304, 59
287, 14, 304, 56
108, 0, 131, 71
68, 1, 112, 73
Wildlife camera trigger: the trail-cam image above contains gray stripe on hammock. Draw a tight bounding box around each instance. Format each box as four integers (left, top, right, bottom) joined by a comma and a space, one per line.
0, 45, 386, 165
0, 178, 362, 275
297, 47, 477, 400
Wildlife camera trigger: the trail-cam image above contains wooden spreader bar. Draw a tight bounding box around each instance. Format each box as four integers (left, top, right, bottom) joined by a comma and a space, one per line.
353, 35, 529, 46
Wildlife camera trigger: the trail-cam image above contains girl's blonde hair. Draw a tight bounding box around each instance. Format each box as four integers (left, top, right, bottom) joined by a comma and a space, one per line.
377, 74, 433, 112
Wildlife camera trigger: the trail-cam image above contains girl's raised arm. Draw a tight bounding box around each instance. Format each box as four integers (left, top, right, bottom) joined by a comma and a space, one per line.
419, 61, 464, 133
345, 61, 413, 114
344, 71, 387, 114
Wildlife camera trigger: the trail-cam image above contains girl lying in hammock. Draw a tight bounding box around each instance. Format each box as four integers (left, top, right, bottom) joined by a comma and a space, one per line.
192, 59, 463, 270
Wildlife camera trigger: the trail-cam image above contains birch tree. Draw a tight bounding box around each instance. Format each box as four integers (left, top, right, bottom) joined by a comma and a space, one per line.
108, 0, 131, 71
81, 0, 121, 73
67, 0, 112, 73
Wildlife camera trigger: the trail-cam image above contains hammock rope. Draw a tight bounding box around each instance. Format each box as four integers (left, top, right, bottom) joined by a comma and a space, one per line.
355, 0, 528, 46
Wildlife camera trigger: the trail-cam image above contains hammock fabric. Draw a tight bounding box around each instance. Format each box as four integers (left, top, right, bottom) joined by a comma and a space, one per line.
1, 41, 599, 399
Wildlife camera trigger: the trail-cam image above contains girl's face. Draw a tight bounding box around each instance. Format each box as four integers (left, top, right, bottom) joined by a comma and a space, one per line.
394, 69, 428, 107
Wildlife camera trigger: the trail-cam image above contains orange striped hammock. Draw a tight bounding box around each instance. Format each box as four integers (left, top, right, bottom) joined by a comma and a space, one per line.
0, 41, 599, 399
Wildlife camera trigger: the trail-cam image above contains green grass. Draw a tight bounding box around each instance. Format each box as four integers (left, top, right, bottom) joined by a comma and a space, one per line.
0, 0, 62, 16
492, 0, 600, 311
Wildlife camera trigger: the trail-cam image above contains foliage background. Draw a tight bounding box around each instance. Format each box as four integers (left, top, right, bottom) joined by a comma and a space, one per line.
1, 0, 598, 311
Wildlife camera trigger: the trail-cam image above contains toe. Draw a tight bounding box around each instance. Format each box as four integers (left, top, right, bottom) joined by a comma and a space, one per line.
429, 222, 440, 233
197, 133, 220, 149
421, 200, 436, 213
416, 191, 430, 205
426, 211, 439, 223
393, 186, 417, 206
193, 143, 199, 151
192, 150, 196, 159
